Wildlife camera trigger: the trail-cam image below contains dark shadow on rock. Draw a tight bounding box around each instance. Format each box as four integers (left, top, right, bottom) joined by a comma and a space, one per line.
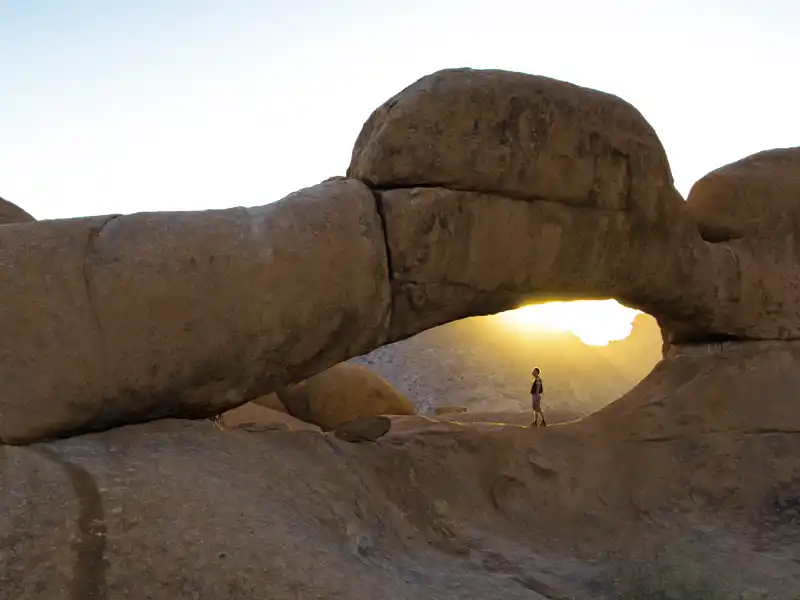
32, 448, 108, 600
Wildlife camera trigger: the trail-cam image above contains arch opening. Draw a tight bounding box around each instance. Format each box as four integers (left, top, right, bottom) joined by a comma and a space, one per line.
350, 299, 664, 425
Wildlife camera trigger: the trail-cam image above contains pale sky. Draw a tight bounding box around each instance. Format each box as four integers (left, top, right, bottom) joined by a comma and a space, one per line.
1, 0, 798, 221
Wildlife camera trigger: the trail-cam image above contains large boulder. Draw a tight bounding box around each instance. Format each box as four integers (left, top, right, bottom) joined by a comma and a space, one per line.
686, 147, 800, 244
333, 415, 392, 442
219, 402, 320, 431
348, 68, 675, 218
0, 178, 390, 444
278, 363, 416, 431
250, 392, 289, 413
0, 197, 34, 224
677, 147, 800, 343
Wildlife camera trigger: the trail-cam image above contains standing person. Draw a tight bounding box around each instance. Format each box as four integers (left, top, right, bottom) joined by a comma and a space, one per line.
530, 367, 546, 427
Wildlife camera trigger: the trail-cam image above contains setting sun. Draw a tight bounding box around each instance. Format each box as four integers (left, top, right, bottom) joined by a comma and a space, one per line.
496, 300, 641, 346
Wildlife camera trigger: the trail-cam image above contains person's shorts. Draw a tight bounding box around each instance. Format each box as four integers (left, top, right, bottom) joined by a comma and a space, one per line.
531, 393, 542, 411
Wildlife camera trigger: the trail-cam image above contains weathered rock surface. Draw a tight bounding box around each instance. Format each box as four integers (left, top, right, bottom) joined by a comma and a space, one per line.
584, 339, 800, 443
347, 68, 710, 340
348, 68, 675, 216
676, 147, 800, 342
0, 197, 34, 224
5, 419, 599, 600
686, 147, 800, 244
1, 379, 799, 600
250, 392, 288, 413
0, 178, 390, 444
219, 402, 320, 431
333, 415, 392, 442
434, 405, 468, 415
376, 185, 706, 341
350, 68, 800, 343
278, 363, 416, 431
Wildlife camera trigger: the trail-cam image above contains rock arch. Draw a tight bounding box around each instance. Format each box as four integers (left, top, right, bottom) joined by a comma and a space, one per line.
1, 68, 798, 444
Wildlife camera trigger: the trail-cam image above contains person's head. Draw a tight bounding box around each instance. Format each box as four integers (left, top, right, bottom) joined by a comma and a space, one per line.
532, 367, 540, 377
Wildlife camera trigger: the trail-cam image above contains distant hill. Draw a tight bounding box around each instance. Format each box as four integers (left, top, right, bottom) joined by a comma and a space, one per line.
350, 313, 663, 417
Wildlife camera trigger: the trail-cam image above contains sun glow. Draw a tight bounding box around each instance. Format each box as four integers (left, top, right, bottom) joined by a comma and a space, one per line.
495, 300, 641, 346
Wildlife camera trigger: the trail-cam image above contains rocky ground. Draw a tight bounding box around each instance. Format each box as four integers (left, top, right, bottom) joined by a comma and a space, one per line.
5, 374, 799, 599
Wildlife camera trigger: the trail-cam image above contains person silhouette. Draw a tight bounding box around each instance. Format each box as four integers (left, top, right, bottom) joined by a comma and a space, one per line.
530, 367, 546, 427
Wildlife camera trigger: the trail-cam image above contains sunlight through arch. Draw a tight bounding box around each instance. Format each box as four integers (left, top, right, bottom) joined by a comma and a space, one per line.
495, 300, 641, 346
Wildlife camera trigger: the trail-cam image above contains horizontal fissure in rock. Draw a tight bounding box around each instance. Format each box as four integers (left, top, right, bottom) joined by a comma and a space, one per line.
369, 183, 629, 213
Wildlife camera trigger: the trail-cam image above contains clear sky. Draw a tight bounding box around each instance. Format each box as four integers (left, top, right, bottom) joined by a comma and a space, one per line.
1, 0, 798, 220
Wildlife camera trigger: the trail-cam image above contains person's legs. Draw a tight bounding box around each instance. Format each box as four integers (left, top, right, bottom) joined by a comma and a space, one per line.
531, 394, 542, 426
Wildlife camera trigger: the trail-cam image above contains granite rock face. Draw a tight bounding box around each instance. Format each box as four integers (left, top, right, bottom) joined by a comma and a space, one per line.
0, 178, 390, 443
679, 147, 800, 342
349, 69, 800, 344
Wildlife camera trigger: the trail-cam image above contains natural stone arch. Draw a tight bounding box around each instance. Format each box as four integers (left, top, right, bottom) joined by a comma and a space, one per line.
348, 68, 800, 346
0, 68, 797, 444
